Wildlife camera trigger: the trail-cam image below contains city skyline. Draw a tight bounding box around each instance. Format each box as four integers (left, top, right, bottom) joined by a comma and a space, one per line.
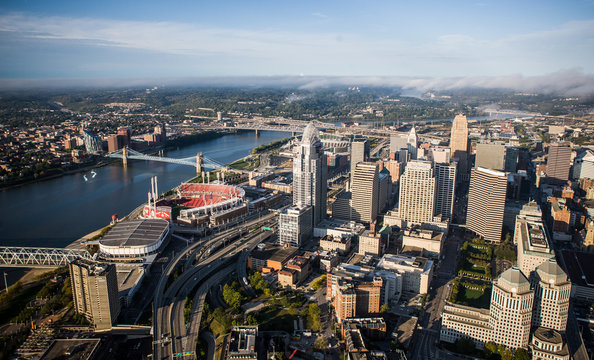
0, 0, 593, 85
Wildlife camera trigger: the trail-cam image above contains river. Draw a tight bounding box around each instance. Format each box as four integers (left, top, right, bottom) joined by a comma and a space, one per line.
0, 130, 291, 249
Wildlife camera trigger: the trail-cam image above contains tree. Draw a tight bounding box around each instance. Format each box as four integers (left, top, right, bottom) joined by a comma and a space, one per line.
483, 341, 498, 359
380, 304, 390, 313
223, 283, 244, 311
455, 337, 475, 355
311, 274, 326, 290
512, 348, 530, 360
314, 336, 328, 351
306, 303, 322, 332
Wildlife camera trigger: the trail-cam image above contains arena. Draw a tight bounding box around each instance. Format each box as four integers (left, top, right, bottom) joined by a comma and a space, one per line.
175, 182, 247, 227
99, 219, 170, 258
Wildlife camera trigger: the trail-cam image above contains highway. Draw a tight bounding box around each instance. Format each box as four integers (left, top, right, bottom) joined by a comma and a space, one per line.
408, 226, 463, 360
153, 211, 278, 360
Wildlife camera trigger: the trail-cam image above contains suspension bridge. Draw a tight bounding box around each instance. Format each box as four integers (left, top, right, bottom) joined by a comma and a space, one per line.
107, 148, 226, 174
0, 247, 93, 268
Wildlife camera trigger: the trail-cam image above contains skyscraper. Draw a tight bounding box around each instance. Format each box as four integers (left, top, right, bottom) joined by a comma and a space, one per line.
279, 205, 313, 247
547, 142, 572, 182
69, 259, 120, 331
449, 114, 470, 179
475, 143, 506, 171
350, 139, 368, 186
293, 123, 327, 225
390, 133, 408, 155
489, 267, 534, 349
434, 162, 456, 221
351, 162, 379, 224
467, 167, 507, 243
398, 160, 436, 223
407, 126, 418, 160
531, 260, 570, 332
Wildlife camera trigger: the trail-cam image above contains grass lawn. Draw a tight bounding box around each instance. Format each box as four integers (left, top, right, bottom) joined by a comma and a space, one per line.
0, 284, 44, 325
458, 286, 491, 309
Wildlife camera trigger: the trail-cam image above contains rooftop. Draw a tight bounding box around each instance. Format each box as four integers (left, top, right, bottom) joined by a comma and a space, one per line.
99, 219, 169, 248
498, 267, 530, 289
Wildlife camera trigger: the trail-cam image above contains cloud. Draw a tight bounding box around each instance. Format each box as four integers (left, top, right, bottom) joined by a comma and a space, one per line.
0, 13, 592, 79
1, 71, 593, 96
312, 12, 329, 19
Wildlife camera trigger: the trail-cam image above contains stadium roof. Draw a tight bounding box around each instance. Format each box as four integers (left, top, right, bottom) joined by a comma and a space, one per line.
100, 219, 169, 248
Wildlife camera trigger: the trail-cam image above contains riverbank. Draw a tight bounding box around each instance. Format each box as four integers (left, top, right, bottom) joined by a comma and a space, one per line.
0, 129, 232, 192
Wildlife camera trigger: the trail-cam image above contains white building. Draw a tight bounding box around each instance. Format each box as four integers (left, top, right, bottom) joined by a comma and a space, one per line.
278, 205, 313, 247
376, 254, 433, 294
572, 149, 594, 180
531, 260, 571, 332
402, 226, 444, 256
398, 160, 436, 224
293, 124, 327, 225
515, 215, 555, 278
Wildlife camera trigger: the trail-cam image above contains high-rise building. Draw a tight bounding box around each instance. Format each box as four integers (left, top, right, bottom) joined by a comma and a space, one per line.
69, 259, 120, 331
351, 162, 379, 224
82, 130, 103, 154
377, 170, 391, 213
441, 267, 533, 350
547, 142, 572, 182
117, 127, 131, 147
475, 143, 506, 171
515, 216, 555, 277
278, 205, 313, 247
358, 230, 382, 257
398, 160, 436, 223
434, 162, 456, 221
350, 139, 369, 185
467, 167, 507, 243
390, 134, 408, 155
428, 146, 451, 164
293, 124, 327, 225
407, 127, 418, 160
572, 149, 594, 180
449, 114, 470, 179
489, 267, 534, 349
531, 260, 570, 331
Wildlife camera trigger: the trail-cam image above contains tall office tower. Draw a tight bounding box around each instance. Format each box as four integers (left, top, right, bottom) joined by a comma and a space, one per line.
117, 127, 131, 147
489, 267, 534, 349
293, 124, 327, 225
69, 259, 120, 331
475, 143, 506, 171
398, 160, 436, 223
407, 126, 418, 160
449, 114, 470, 179
434, 162, 456, 221
390, 134, 408, 155
350, 139, 369, 186
351, 162, 379, 224
572, 149, 594, 180
377, 169, 391, 213
531, 260, 570, 332
278, 205, 313, 247
547, 142, 572, 182
467, 167, 507, 243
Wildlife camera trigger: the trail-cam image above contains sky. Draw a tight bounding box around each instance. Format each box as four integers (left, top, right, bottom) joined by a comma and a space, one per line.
0, 0, 593, 91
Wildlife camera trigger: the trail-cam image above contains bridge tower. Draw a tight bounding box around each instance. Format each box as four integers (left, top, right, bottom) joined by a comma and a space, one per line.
122, 146, 128, 167
196, 152, 203, 175
255, 129, 259, 137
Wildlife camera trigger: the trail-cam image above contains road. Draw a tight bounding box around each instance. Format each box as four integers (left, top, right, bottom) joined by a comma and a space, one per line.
153, 211, 278, 360
408, 225, 463, 360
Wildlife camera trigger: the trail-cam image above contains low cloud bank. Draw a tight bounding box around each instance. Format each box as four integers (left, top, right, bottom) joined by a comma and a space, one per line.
1, 70, 593, 96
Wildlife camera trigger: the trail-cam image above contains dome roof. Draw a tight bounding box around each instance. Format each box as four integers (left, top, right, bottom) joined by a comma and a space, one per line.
536, 259, 567, 282
498, 266, 529, 288
301, 123, 320, 145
